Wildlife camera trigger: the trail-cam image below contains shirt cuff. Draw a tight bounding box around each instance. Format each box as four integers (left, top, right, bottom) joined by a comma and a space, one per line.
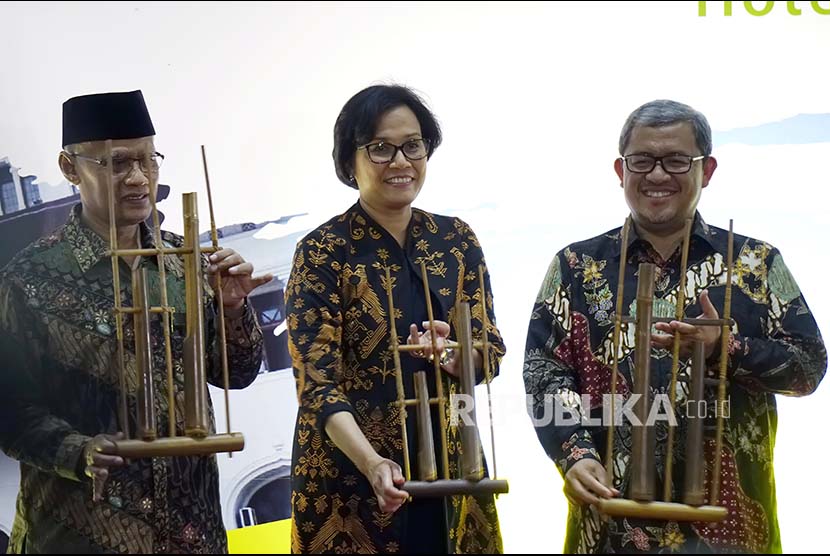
58, 433, 92, 482
559, 430, 602, 476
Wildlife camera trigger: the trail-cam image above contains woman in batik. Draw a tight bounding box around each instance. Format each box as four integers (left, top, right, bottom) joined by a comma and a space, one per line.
286, 84, 505, 554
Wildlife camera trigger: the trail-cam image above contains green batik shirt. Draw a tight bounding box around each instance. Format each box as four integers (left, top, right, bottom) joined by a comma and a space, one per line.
0, 204, 263, 554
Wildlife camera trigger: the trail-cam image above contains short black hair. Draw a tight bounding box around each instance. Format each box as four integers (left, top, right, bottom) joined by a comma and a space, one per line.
333, 84, 442, 188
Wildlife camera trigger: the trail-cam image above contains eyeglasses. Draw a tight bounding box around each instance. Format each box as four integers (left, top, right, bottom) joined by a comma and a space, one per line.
69, 151, 165, 177
621, 154, 705, 175
358, 139, 429, 164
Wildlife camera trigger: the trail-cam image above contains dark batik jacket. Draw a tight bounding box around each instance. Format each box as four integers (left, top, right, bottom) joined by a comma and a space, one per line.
0, 204, 263, 554
286, 202, 505, 554
523, 212, 826, 554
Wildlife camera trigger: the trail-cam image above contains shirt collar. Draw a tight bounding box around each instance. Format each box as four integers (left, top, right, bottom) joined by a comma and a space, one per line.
65, 203, 158, 274
612, 210, 716, 259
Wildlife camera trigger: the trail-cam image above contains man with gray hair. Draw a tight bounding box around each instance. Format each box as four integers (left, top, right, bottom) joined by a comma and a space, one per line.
523, 99, 826, 553
0, 90, 271, 553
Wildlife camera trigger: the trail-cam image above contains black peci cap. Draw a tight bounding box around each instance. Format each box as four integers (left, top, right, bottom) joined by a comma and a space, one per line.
62, 90, 155, 147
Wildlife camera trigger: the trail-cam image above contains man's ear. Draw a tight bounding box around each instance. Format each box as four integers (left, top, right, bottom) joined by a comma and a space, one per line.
701, 156, 718, 188
58, 151, 80, 185
614, 157, 624, 185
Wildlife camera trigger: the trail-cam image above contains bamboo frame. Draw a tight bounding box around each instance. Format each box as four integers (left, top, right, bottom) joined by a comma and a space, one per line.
105, 142, 244, 458
382, 261, 508, 498
597, 217, 734, 522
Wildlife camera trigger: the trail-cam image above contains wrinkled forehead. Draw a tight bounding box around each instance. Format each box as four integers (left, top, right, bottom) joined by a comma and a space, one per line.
67, 135, 156, 157
625, 122, 698, 155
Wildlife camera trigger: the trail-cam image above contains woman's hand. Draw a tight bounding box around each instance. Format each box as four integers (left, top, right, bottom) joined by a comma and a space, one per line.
363, 456, 409, 514
407, 320, 462, 377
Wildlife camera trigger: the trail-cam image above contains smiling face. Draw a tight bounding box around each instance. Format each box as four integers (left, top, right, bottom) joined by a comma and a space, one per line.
352, 105, 427, 213
59, 136, 158, 233
614, 122, 717, 237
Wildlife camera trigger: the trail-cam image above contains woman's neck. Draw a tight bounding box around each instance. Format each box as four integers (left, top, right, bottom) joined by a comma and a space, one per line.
359, 198, 412, 248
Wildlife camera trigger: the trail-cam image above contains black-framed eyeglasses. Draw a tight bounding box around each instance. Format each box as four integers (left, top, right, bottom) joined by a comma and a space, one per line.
358, 139, 429, 164
69, 151, 165, 176
621, 154, 705, 175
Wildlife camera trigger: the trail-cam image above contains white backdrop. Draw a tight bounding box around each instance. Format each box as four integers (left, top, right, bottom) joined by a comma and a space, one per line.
2, 2, 828, 553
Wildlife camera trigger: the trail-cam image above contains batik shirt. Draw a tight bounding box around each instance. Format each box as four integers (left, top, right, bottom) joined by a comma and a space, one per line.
0, 204, 263, 553
523, 212, 826, 554
286, 202, 505, 554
